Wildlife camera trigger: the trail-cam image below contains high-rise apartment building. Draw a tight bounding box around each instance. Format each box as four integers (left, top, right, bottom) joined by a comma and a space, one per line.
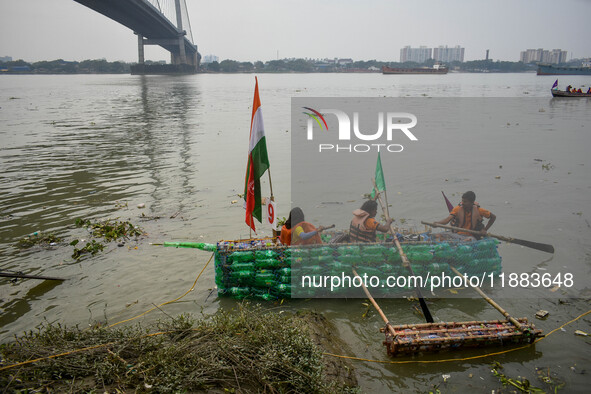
202, 55, 219, 64
400, 46, 432, 63
519, 48, 567, 64
433, 46, 465, 63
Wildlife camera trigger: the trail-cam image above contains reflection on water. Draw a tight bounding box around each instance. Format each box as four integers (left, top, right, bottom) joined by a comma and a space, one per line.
0, 279, 63, 328
1, 76, 199, 243
1, 75, 207, 337
1, 73, 590, 391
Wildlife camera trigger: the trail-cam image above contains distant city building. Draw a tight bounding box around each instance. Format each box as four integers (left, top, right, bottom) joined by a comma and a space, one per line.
400, 46, 432, 63
433, 45, 465, 63
519, 48, 567, 64
337, 58, 353, 66
0, 56, 13, 62
202, 55, 219, 63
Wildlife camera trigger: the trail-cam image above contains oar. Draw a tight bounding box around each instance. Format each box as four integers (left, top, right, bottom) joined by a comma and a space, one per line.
448, 266, 526, 332
0, 272, 66, 281
372, 180, 434, 323
421, 221, 554, 254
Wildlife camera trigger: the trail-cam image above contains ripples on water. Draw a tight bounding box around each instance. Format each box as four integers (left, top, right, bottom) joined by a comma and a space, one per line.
1, 73, 590, 391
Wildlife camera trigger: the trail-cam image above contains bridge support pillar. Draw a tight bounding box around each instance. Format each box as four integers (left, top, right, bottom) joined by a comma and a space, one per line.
136, 33, 145, 64
170, 42, 188, 66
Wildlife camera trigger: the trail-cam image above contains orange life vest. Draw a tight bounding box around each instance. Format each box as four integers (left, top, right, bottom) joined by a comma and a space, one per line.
292, 221, 323, 245
452, 202, 483, 232
349, 209, 377, 243
279, 225, 292, 246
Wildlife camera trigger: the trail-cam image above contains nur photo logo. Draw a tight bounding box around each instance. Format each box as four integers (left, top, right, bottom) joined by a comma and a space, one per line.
301, 105, 418, 153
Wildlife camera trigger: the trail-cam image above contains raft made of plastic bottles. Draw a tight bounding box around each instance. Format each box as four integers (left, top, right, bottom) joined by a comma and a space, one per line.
163, 234, 502, 301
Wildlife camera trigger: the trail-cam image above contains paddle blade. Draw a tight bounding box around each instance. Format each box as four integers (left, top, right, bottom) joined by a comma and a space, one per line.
507, 238, 555, 254
418, 296, 434, 323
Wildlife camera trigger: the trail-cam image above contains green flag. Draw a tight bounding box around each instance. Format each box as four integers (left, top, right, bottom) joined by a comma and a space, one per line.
370, 152, 386, 198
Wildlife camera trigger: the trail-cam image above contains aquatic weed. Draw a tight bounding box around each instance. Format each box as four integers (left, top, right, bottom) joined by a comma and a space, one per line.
70, 239, 105, 260
15, 232, 62, 249
75, 218, 143, 242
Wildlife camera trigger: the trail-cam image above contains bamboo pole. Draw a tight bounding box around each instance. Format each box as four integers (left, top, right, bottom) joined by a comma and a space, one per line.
0, 272, 65, 281
352, 268, 398, 339
267, 168, 274, 201
448, 265, 524, 331
371, 179, 434, 323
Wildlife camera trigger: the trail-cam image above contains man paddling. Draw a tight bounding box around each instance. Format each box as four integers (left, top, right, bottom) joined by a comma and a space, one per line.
350, 200, 394, 242
434, 191, 496, 239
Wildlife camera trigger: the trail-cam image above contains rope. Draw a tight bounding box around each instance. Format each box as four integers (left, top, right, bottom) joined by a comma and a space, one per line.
0, 253, 214, 372
108, 253, 213, 328
1, 284, 588, 371
323, 309, 591, 364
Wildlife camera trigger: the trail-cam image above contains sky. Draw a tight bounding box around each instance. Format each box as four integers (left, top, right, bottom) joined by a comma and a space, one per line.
1, 0, 590, 64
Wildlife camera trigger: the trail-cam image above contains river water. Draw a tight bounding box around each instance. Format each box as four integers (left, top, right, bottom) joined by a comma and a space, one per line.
1, 72, 590, 392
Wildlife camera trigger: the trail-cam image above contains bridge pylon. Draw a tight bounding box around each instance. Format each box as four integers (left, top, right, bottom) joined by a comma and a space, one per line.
133, 0, 199, 74
73, 0, 199, 74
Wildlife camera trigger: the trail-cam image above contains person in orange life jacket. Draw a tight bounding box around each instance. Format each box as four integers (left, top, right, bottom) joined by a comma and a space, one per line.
279, 207, 326, 246
350, 200, 394, 243
434, 191, 496, 239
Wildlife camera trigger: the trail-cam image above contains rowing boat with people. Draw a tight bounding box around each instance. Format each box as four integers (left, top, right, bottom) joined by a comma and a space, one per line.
156, 77, 550, 356
551, 89, 591, 97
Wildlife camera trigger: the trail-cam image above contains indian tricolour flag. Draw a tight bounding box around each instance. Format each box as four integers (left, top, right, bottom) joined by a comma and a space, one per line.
244, 77, 270, 232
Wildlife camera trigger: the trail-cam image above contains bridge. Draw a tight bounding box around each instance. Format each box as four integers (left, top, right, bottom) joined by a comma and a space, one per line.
73, 0, 200, 73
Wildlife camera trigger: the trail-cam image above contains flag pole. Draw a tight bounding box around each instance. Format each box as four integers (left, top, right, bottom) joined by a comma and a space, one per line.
382, 190, 398, 233
268, 168, 274, 201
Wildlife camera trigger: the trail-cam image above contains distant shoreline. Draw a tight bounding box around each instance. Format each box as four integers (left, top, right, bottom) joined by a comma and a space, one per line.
0, 70, 538, 75
0, 57, 557, 75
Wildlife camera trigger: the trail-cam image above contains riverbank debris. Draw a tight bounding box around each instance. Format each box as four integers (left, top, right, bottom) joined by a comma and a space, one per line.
491, 361, 544, 393
0, 304, 357, 392
535, 310, 549, 319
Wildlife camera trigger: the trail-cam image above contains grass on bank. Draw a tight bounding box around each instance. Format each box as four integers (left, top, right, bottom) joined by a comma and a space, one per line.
0, 303, 358, 393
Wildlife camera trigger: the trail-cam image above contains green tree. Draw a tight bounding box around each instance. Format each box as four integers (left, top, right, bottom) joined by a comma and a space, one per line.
219, 59, 240, 72
240, 61, 254, 72
265, 60, 287, 72
206, 61, 220, 72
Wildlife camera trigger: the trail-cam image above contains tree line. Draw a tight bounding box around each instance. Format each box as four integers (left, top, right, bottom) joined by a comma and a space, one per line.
202, 58, 538, 73
0, 57, 544, 74
0, 59, 131, 74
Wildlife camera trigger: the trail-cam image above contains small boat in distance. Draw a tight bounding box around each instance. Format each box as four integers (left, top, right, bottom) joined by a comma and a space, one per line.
551, 80, 591, 97
382, 64, 448, 75
551, 89, 591, 97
